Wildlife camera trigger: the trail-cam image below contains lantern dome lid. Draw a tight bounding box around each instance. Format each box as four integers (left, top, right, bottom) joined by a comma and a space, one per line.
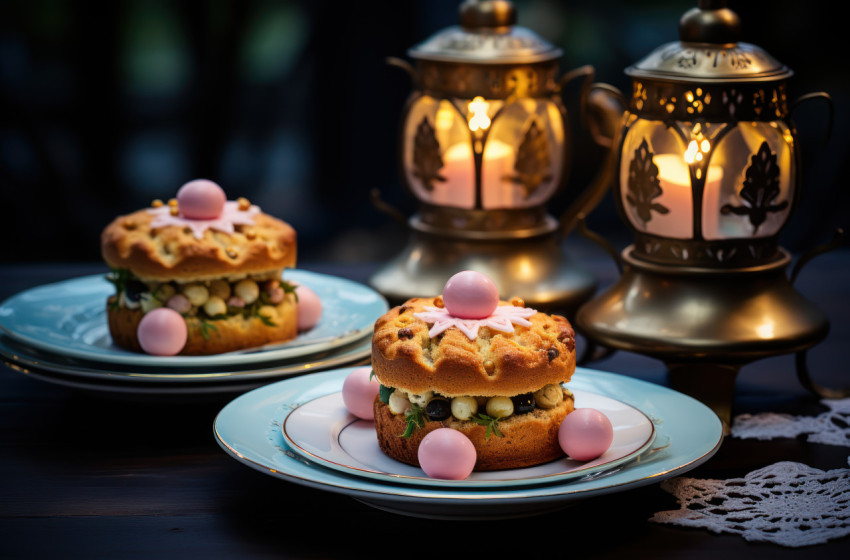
625, 0, 792, 83
408, 0, 562, 64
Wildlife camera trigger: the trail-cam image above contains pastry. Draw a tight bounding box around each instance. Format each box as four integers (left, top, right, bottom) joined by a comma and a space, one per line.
100, 179, 298, 355
370, 270, 577, 471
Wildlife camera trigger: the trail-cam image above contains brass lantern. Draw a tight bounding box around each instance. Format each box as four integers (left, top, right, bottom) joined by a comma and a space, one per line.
369, 0, 616, 313
576, 0, 841, 430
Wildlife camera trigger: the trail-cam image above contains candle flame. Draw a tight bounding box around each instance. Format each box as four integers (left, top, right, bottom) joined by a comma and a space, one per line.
684, 138, 711, 165
435, 105, 455, 131
467, 96, 491, 132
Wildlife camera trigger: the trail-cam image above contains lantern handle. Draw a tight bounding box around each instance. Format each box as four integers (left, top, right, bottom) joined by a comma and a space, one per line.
790, 227, 845, 285
370, 188, 409, 227
576, 212, 623, 274
556, 72, 626, 240
790, 91, 833, 146
790, 226, 848, 398
386, 56, 419, 87
796, 350, 850, 398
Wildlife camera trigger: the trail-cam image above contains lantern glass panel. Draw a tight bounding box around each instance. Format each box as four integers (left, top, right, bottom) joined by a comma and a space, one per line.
403, 94, 566, 211
403, 96, 474, 208
620, 118, 795, 242
620, 118, 694, 239
480, 99, 565, 209
702, 121, 795, 240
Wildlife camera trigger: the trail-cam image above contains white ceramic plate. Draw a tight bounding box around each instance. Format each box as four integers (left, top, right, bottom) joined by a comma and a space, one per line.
0, 332, 370, 384
213, 366, 724, 519
0, 269, 387, 368
282, 390, 655, 487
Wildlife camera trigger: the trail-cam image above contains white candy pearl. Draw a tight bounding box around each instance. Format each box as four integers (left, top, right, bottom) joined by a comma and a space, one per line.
534, 384, 563, 409
485, 396, 514, 419
451, 396, 478, 420
388, 391, 412, 415
408, 391, 434, 408
234, 279, 259, 304
203, 296, 227, 317
182, 283, 209, 306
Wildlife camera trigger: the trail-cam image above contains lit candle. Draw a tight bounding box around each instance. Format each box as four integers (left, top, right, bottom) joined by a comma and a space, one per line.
698, 164, 726, 240
480, 139, 515, 209
653, 154, 694, 239
436, 142, 476, 209
651, 154, 725, 240
433, 139, 516, 209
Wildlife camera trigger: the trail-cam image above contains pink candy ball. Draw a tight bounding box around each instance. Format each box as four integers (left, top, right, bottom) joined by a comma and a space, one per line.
341, 366, 380, 420
177, 179, 226, 220
558, 408, 614, 462
442, 270, 499, 319
136, 307, 188, 356
295, 284, 322, 331
166, 294, 191, 314
417, 428, 477, 480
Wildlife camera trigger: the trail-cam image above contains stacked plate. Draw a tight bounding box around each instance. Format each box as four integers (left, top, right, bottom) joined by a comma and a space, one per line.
0, 270, 389, 397
213, 366, 725, 519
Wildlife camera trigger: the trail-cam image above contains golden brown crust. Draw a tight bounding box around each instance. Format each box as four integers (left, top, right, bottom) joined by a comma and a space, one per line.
106, 293, 297, 355
373, 390, 575, 471
371, 297, 576, 398
101, 208, 296, 282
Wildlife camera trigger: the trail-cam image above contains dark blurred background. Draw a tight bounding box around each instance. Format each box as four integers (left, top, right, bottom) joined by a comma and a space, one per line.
1, 0, 846, 266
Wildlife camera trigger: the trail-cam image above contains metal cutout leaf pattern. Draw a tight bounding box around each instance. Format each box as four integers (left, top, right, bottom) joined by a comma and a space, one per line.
626, 139, 669, 224
721, 141, 788, 234
508, 120, 551, 197
411, 117, 446, 191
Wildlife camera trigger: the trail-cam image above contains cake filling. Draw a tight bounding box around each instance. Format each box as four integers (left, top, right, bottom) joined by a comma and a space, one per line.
107, 268, 295, 333
377, 382, 574, 439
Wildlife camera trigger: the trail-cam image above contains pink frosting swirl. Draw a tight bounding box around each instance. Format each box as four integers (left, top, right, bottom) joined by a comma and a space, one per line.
147, 201, 260, 239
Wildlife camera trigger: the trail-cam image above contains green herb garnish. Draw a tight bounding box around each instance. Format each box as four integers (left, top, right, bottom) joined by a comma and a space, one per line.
252, 308, 276, 327
151, 282, 174, 303
281, 279, 298, 302
401, 404, 425, 438
199, 318, 219, 340
105, 267, 131, 295
378, 384, 393, 404
472, 413, 504, 439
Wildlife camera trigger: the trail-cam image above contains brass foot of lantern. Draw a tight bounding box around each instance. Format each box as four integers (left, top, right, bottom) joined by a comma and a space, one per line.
667, 362, 741, 435
368, 213, 597, 316
576, 246, 831, 429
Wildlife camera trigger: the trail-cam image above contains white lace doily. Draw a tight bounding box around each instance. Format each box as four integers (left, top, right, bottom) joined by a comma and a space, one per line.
650, 460, 850, 547
651, 399, 850, 547
731, 398, 850, 447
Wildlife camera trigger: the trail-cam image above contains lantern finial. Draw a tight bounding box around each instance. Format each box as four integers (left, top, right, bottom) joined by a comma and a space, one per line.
679, 0, 741, 45
460, 0, 517, 30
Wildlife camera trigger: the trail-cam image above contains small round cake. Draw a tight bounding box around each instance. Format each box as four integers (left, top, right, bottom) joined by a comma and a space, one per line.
371, 271, 577, 472
101, 179, 298, 355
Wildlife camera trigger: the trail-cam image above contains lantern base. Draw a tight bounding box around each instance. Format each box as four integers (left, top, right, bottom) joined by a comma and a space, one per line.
575, 245, 830, 426
666, 362, 741, 435
368, 214, 597, 316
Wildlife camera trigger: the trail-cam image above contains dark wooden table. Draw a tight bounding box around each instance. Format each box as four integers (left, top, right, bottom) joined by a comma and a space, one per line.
2, 242, 849, 559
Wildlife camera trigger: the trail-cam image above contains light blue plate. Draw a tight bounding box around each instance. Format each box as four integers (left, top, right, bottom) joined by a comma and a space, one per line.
281, 390, 656, 488
213, 366, 724, 520
0, 270, 388, 369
